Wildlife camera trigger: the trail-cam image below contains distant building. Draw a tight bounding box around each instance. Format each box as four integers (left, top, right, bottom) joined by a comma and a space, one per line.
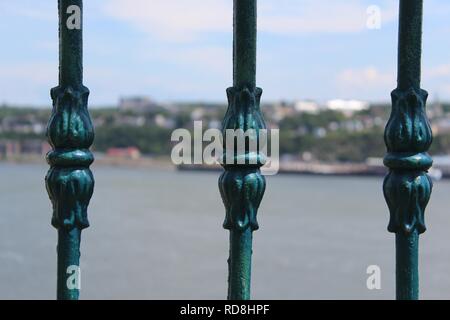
326, 99, 369, 116
190, 108, 205, 121
21, 139, 46, 154
294, 100, 321, 114
432, 118, 450, 135
272, 102, 295, 121
0, 140, 21, 158
119, 97, 158, 113
208, 120, 221, 129
106, 147, 141, 160
116, 115, 146, 127
0, 139, 50, 158
154, 114, 175, 129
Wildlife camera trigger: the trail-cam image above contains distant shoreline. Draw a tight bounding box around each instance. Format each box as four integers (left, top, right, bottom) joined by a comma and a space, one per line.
1, 155, 447, 181
0, 154, 175, 170
1, 155, 383, 176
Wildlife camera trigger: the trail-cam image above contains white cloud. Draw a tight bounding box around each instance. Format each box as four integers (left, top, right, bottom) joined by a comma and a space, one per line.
259, 0, 396, 35
0, 62, 58, 105
338, 63, 450, 90
335, 66, 395, 99
0, 62, 57, 85
337, 66, 394, 87
425, 64, 450, 78
0, 1, 56, 22
436, 84, 450, 96
336, 64, 450, 101
103, 0, 231, 42
102, 0, 397, 42
423, 64, 450, 99
159, 46, 231, 75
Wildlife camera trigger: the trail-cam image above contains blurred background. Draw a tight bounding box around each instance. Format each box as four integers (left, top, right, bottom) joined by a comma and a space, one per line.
1, 0, 450, 299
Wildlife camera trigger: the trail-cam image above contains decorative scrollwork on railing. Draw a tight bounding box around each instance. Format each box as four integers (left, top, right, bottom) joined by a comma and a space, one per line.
385, 88, 432, 154
219, 0, 266, 300
220, 87, 266, 232
383, 87, 433, 236
220, 168, 266, 232
219, 88, 266, 300
383, 0, 431, 300
46, 87, 94, 232
46, 0, 93, 300
384, 170, 432, 235
47, 86, 93, 149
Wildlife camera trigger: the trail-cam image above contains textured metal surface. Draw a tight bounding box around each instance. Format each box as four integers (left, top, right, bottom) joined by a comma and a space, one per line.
383, 0, 431, 300
219, 0, 266, 300
46, 0, 94, 300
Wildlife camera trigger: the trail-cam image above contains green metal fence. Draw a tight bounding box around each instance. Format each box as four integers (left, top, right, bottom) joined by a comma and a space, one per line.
383, 0, 431, 300
219, 0, 266, 300
45, 0, 431, 300
46, 0, 94, 300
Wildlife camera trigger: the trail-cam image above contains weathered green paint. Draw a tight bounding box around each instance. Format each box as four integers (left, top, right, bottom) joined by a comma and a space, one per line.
219, 0, 266, 300
383, 0, 432, 300
395, 231, 419, 300
227, 229, 252, 300
45, 0, 94, 300
233, 0, 257, 89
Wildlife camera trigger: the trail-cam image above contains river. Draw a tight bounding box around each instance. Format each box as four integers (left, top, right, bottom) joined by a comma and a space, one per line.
1, 162, 450, 299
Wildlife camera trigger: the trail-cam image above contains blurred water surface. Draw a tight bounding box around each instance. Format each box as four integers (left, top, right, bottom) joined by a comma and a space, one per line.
1, 162, 450, 299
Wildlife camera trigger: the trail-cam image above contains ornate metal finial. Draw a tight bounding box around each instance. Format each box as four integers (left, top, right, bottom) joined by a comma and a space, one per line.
384, 87, 432, 235
219, 0, 266, 300
220, 87, 266, 233
46, 0, 94, 300
383, 0, 431, 300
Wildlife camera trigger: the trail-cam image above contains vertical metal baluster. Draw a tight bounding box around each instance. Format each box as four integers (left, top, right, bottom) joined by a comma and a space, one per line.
219, 0, 266, 300
383, 0, 432, 300
46, 0, 94, 300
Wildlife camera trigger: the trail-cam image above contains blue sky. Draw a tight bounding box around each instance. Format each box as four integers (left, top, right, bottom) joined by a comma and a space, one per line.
1, 0, 450, 106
